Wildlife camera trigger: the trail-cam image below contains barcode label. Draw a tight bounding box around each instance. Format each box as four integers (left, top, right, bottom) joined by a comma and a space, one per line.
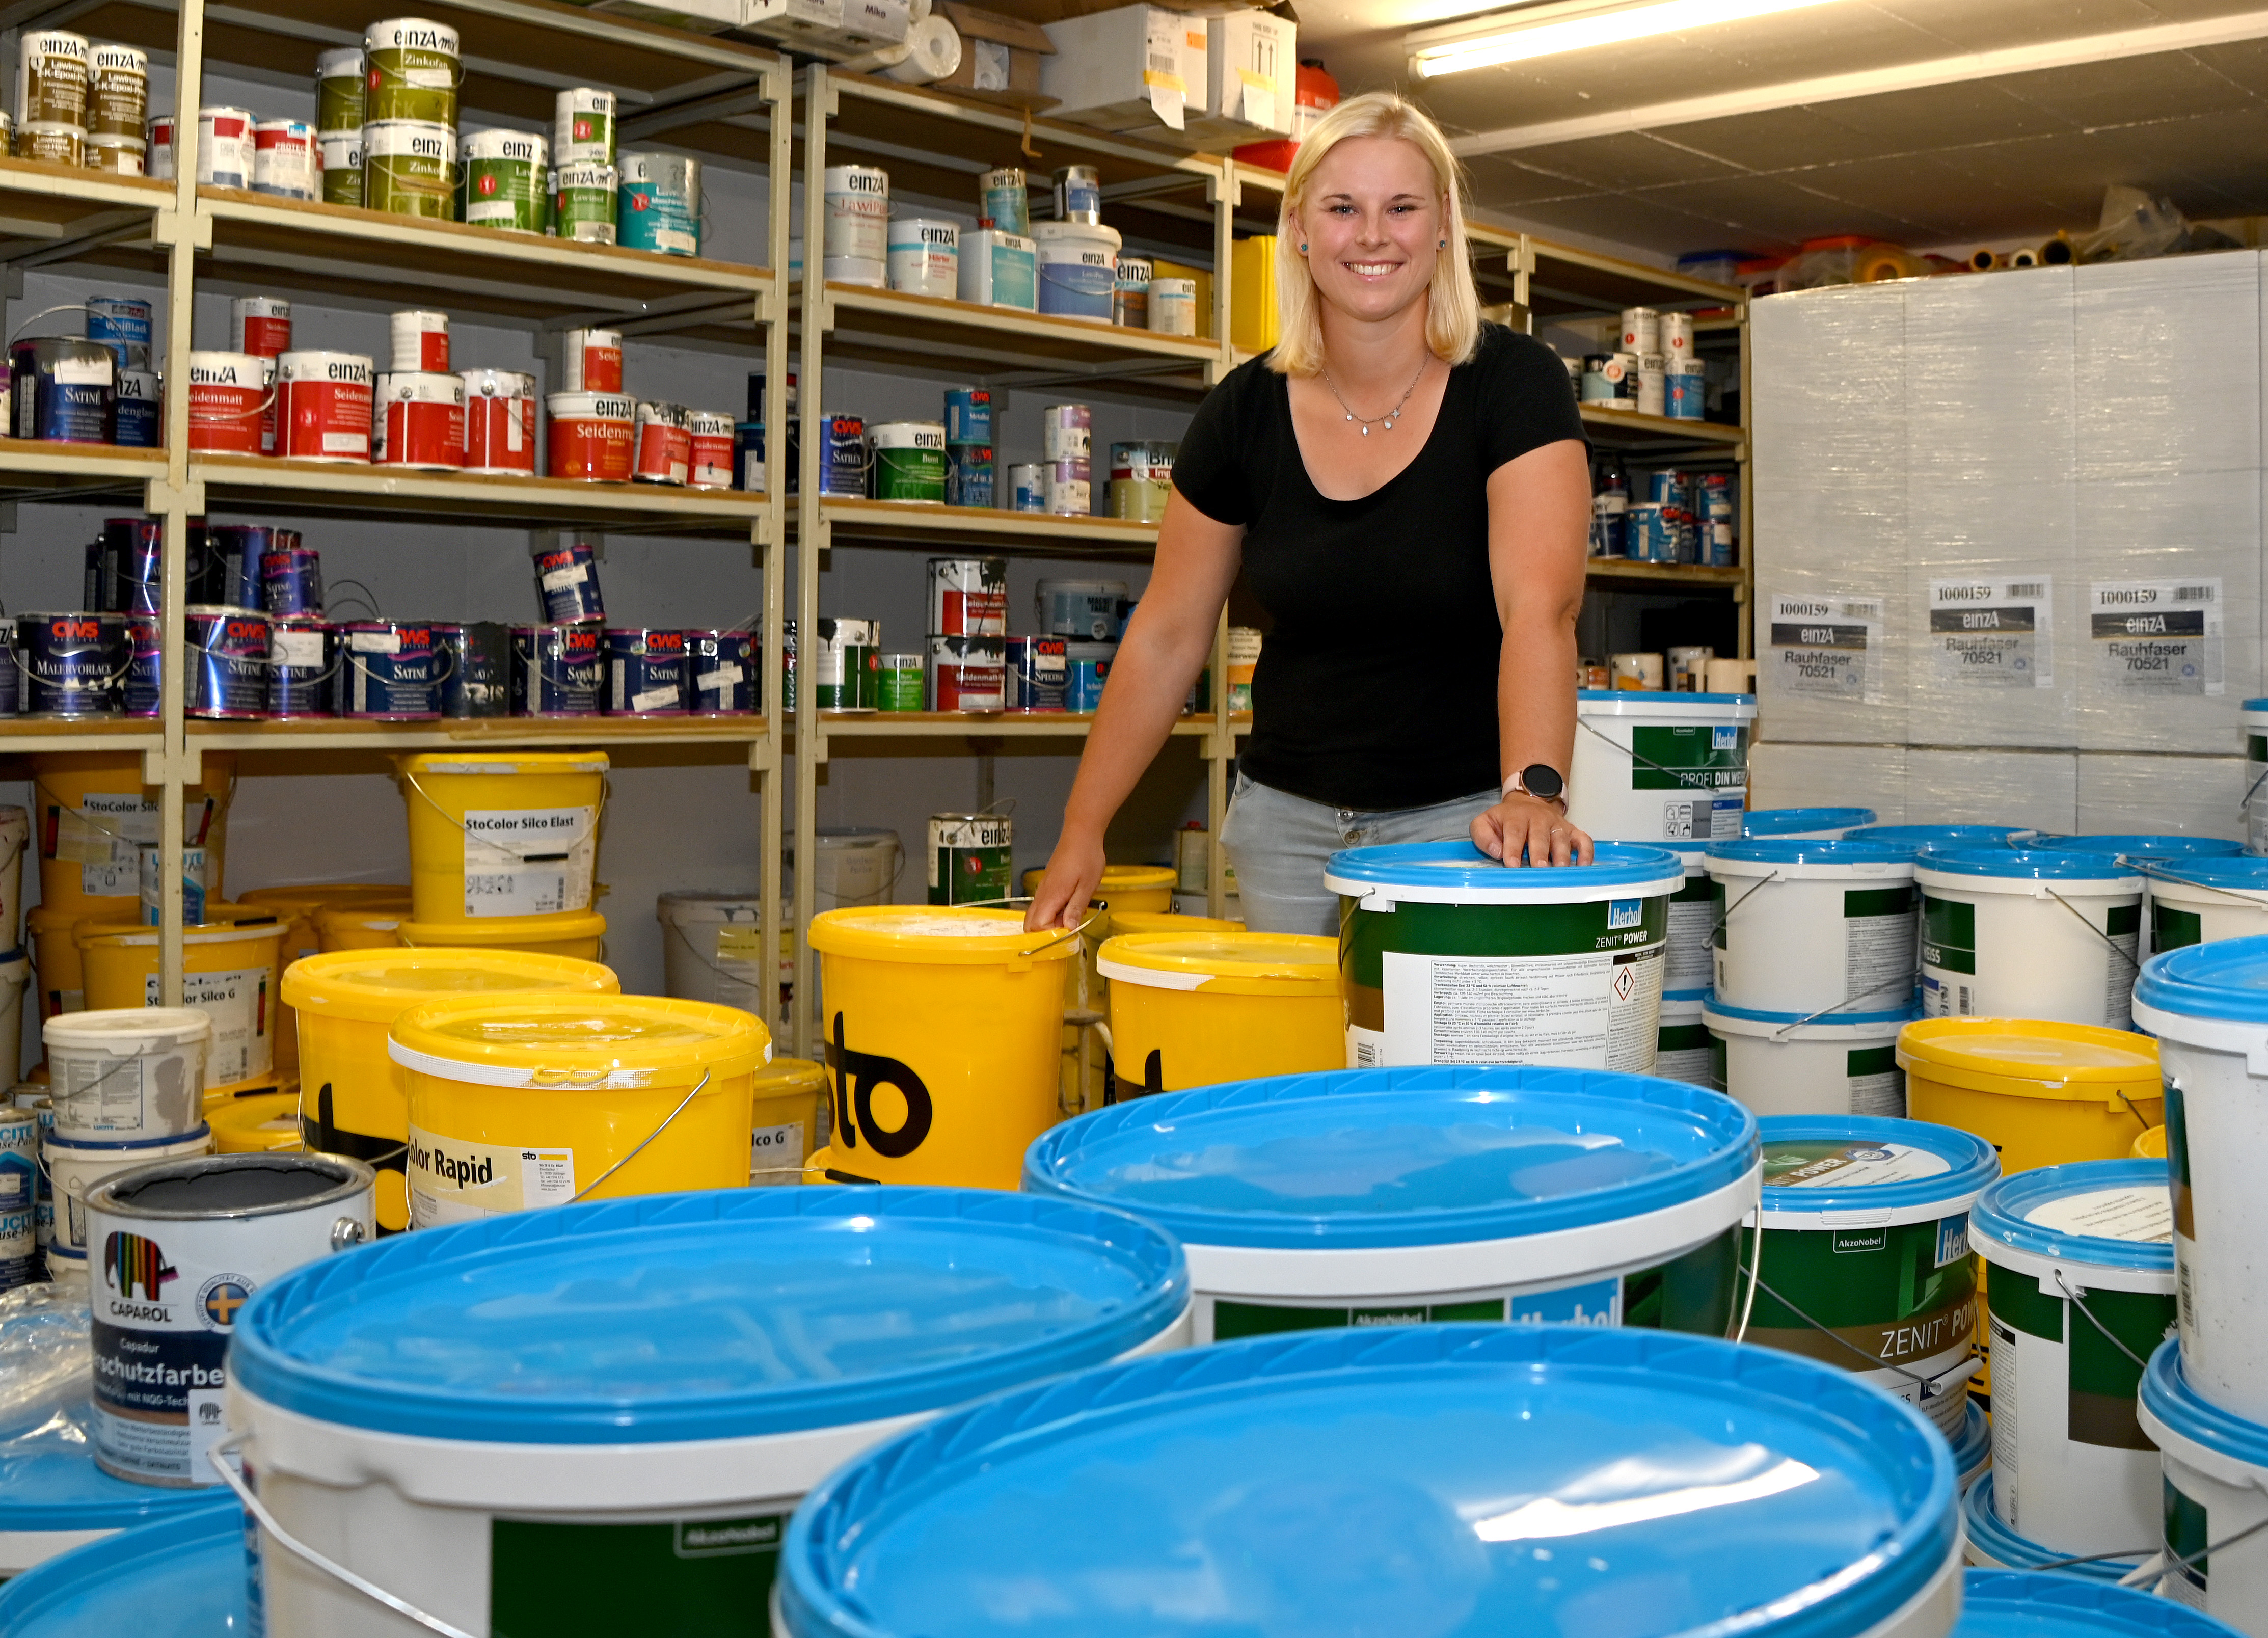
2006, 582, 2046, 598
2176, 585, 2216, 603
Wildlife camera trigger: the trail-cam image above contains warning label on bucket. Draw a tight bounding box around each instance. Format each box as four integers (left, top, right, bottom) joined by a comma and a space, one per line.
1361, 945, 1662, 1069
461, 804, 596, 918
407, 1126, 576, 1226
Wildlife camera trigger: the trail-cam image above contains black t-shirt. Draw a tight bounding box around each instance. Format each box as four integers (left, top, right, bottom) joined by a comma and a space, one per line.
1173, 323, 1587, 812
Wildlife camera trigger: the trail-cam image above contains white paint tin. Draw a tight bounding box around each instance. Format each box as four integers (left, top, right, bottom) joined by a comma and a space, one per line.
559, 327, 623, 392
1706, 839, 1919, 1014
1148, 277, 1197, 335
388, 308, 448, 373
1916, 848, 2142, 1029
1704, 999, 1914, 1117
45, 1007, 211, 1139
886, 217, 958, 299
196, 106, 254, 189
822, 163, 889, 285
686, 408, 734, 489
251, 119, 316, 199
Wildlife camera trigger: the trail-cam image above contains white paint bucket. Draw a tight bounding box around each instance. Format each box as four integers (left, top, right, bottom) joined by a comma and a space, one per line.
656, 889, 767, 1011
1032, 219, 1119, 320
2246, 695, 2268, 854
885, 216, 957, 299
1960, 1472, 2148, 1579
821, 162, 888, 285
2143, 857, 2268, 955
227, 1189, 1189, 1633
1024, 1063, 1760, 1344
2132, 939, 2268, 1424
1970, 1159, 2177, 1559
1656, 989, 1711, 1083
1915, 848, 2143, 1029
1708, 839, 1919, 1013
2139, 1338, 2268, 1628
1745, 805, 1876, 840
1706, 999, 1916, 1116
1954, 1568, 2215, 1633
2036, 834, 2242, 948
1568, 689, 1758, 844
42, 1122, 210, 1255
1744, 1115, 1997, 1437
955, 229, 1034, 309
775, 1325, 1963, 1638
1326, 841, 1685, 1069
1849, 824, 2035, 850
0, 1499, 253, 1624
43, 1007, 210, 1138
1661, 840, 1712, 999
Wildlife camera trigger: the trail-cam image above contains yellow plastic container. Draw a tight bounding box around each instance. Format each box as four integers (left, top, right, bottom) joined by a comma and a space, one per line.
1897, 1018, 2163, 1174
2132, 1124, 2167, 1160
26, 901, 86, 1029
749, 1055, 829, 1185
398, 911, 607, 962
284, 948, 620, 1233
210, 1090, 306, 1153
1098, 932, 1344, 1096
32, 751, 236, 917
238, 883, 410, 1072
1021, 863, 1178, 917
397, 751, 607, 926
316, 900, 412, 953
1105, 910, 1245, 936
75, 903, 288, 1086
391, 992, 765, 1226
806, 905, 1078, 1189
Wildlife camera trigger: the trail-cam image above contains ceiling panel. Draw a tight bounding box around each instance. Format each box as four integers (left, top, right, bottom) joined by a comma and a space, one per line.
1634, 173, 1939, 240
1495, 131, 1748, 190
1665, 104, 1911, 169
1786, 154, 2062, 235
1990, 51, 2263, 125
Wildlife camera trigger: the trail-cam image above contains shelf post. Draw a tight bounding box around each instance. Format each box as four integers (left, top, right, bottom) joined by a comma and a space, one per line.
792, 62, 834, 1060
1738, 299, 1753, 662
761, 51, 791, 1058
1207, 609, 1228, 918
1209, 161, 1236, 380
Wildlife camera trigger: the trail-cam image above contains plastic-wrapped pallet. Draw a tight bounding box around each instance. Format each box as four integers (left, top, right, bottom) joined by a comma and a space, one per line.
1749, 744, 1912, 825
2076, 753, 2247, 840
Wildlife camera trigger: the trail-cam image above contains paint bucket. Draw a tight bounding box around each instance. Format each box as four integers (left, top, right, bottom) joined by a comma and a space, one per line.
16, 30, 88, 127
14, 611, 126, 717
617, 150, 699, 255
12, 337, 114, 443
1004, 634, 1066, 710
822, 162, 888, 285
1035, 577, 1126, 641
1097, 932, 1341, 1097
956, 228, 1034, 308
399, 912, 602, 961
1648, 840, 1712, 1000
434, 620, 508, 718
199, 526, 268, 609
924, 812, 1009, 906
0, 1471, 245, 1608
210, 1091, 306, 1152
112, 367, 157, 445
2138, 1338, 2268, 1625
1958, 1570, 2232, 1634
1028, 1063, 1759, 1339
2135, 1123, 2167, 1158
559, 327, 622, 392
942, 384, 989, 444
553, 86, 615, 166
315, 900, 410, 951
34, 752, 235, 916
1746, 805, 1878, 839
602, 626, 688, 715
29, 902, 84, 1022
510, 623, 604, 715
183, 605, 267, 719
77, 909, 286, 1084
461, 126, 548, 233
656, 891, 768, 1012
0, 1105, 33, 1285
928, 555, 1006, 636
686, 409, 733, 488
1147, 276, 1197, 334
1898, 1018, 2163, 1175
632, 399, 690, 484
780, 1319, 1957, 1638
546, 390, 635, 480
317, 128, 360, 205
141, 834, 202, 928
387, 307, 448, 372
251, 118, 316, 198
315, 44, 363, 132
868, 420, 946, 502
747, 1056, 826, 1183
1569, 689, 1758, 844
362, 120, 456, 219
84, 296, 149, 368
1849, 823, 2036, 849
886, 216, 957, 297
397, 750, 604, 925
977, 165, 1027, 233
1657, 989, 1711, 1083
373, 370, 465, 468
1969, 1159, 2177, 1558
365, 17, 458, 123
1033, 220, 1119, 320
1707, 838, 1919, 1013
688, 628, 756, 713
530, 539, 604, 624
447, 368, 531, 474
184, 350, 265, 453
0, 805, 27, 952
44, 1007, 210, 1139
814, 617, 877, 710
552, 161, 616, 243
1041, 401, 1090, 459
44, 1123, 211, 1257
927, 634, 1003, 711
1915, 848, 2143, 1028
229, 296, 290, 359
86, 43, 142, 142
1325, 840, 1684, 1069
86, 1152, 373, 1486
945, 444, 990, 506
338, 620, 441, 719
123, 619, 159, 710
2142, 856, 2268, 954
816, 411, 866, 495
283, 947, 617, 1236
229, 1188, 1184, 1635
17, 123, 83, 168
1108, 441, 1174, 521
1744, 1114, 1995, 1436
1707, 999, 1919, 1116
1114, 256, 1151, 327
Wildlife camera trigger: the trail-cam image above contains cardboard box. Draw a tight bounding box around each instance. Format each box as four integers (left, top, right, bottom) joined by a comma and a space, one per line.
593, 0, 742, 34
1040, 6, 1207, 136
1135, 8, 1292, 148
930, 2, 1058, 111
728, 0, 847, 45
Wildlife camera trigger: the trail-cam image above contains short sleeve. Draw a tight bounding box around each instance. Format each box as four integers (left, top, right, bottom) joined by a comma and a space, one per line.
1473, 326, 1588, 476
1170, 366, 1256, 527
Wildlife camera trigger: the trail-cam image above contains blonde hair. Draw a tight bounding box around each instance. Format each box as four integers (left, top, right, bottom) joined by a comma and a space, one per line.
1269, 92, 1481, 378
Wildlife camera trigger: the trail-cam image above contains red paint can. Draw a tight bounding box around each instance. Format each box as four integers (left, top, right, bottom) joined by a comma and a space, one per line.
687, 409, 735, 489
462, 369, 536, 474
229, 296, 291, 358
389, 309, 449, 373
186, 351, 269, 454
374, 371, 466, 469
546, 391, 634, 481
561, 327, 623, 392
276, 350, 373, 463
632, 400, 689, 486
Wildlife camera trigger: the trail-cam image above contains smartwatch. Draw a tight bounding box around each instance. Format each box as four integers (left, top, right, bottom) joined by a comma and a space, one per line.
1503, 764, 1566, 805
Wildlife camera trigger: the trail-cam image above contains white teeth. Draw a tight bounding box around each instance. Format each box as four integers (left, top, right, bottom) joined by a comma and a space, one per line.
1349, 262, 1397, 274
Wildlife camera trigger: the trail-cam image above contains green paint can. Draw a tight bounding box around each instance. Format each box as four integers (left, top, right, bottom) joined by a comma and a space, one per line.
318, 128, 362, 208
314, 46, 363, 135
928, 813, 1011, 906
814, 618, 877, 711
876, 653, 923, 712
866, 421, 946, 504
463, 127, 549, 234
552, 162, 616, 245
554, 87, 615, 168
363, 17, 458, 126
363, 120, 456, 220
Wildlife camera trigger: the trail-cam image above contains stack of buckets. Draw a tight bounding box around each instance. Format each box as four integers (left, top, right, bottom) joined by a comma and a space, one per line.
393, 751, 609, 958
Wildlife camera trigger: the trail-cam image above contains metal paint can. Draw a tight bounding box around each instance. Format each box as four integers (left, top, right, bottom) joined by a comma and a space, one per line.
876, 651, 922, 712
318, 129, 362, 207
604, 627, 689, 716
546, 392, 635, 481
113, 368, 159, 448
230, 296, 291, 357
686, 629, 755, 715
86, 1153, 374, 1487
17, 31, 89, 129
943, 386, 990, 445
822, 163, 889, 285
927, 634, 1005, 713
927, 812, 1011, 905
265, 618, 337, 717
362, 120, 456, 220
532, 541, 605, 625
1620, 306, 1660, 355
88, 518, 160, 611
14, 611, 126, 718
510, 622, 603, 717
86, 296, 150, 369
461, 368, 536, 473
735, 422, 763, 490
124, 616, 159, 715
618, 151, 700, 256
1041, 402, 1091, 460
195, 106, 254, 188
559, 328, 623, 392
1034, 220, 1119, 320
1667, 364, 1706, 421
632, 400, 690, 485
0, 625, 16, 713
86, 136, 143, 175
184, 604, 268, 719
814, 617, 877, 711
88, 43, 144, 140
554, 87, 615, 167
1626, 503, 1671, 562
201, 525, 281, 608
977, 166, 1028, 235
314, 46, 365, 136
1645, 470, 1687, 509
1005, 635, 1067, 712
373, 370, 465, 468
1008, 463, 1045, 512
365, 17, 461, 125
1114, 256, 1152, 328
389, 308, 448, 372
13, 338, 114, 443
1108, 441, 1173, 522
1051, 164, 1101, 224
252, 119, 317, 199
551, 162, 617, 244
339, 620, 441, 719
1044, 458, 1091, 516
183, 349, 265, 453
434, 620, 509, 718
927, 555, 1007, 638
16, 124, 82, 167
276, 350, 374, 462
462, 127, 548, 234
1065, 641, 1113, 711
260, 547, 323, 616
1661, 311, 1695, 363
946, 445, 992, 509
686, 409, 734, 489
1036, 579, 1127, 641
885, 217, 958, 298
0, 1108, 32, 1292
1637, 355, 1666, 417
1147, 277, 1196, 336
867, 421, 946, 503
817, 412, 866, 497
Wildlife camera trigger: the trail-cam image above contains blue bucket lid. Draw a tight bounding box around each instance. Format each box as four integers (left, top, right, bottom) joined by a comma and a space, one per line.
1955, 1568, 2247, 1638
1706, 998, 1918, 1028
2151, 856, 2268, 891
2246, 698, 2268, 713
778, 1325, 1956, 1638
0, 1498, 242, 1635
1951, 1399, 1990, 1481
1325, 840, 1685, 895
1758, 1116, 1999, 1214
1970, 1160, 2174, 1274
1577, 688, 1755, 705
1958, 1480, 2148, 1582
231, 1187, 1189, 1446
1743, 807, 1877, 837
0, 1394, 238, 1536
1913, 846, 2140, 882
2142, 1336, 2268, 1467
1846, 825, 2029, 848
2035, 834, 2244, 861
2135, 936, 2268, 1025
1705, 838, 1914, 867
1022, 1065, 1758, 1251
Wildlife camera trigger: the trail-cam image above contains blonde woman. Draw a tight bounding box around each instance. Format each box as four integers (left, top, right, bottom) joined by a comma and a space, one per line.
1028, 92, 1594, 936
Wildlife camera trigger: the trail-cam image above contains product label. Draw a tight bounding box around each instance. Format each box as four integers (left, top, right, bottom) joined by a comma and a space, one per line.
1844, 885, 1918, 1006
1762, 1138, 1951, 1188
1847, 1044, 1905, 1116
55, 793, 160, 897
1928, 577, 2054, 688
1768, 592, 1883, 703
461, 804, 597, 917
749, 1121, 804, 1186
2026, 1186, 2172, 1241
489, 1511, 794, 1633
1664, 877, 1714, 992
142, 964, 269, 1083
1214, 1277, 1619, 1344
2089, 578, 2222, 696
406, 1126, 576, 1227
1628, 724, 1748, 791
2165, 1478, 2211, 1608
1920, 894, 1976, 1017
1656, 1023, 1713, 1085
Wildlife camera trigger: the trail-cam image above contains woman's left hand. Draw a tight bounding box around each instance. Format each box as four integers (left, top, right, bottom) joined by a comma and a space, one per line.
1472, 794, 1594, 867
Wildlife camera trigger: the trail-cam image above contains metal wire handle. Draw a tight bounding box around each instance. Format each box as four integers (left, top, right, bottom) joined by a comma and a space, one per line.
33, 766, 237, 847
568, 1067, 710, 1203
949, 893, 1107, 958
1710, 870, 1779, 937
323, 579, 381, 621
2043, 886, 2143, 976
1730, 1165, 1764, 1343
2128, 855, 2268, 912
1739, 1268, 1979, 1399
2237, 763, 2268, 818
2051, 1269, 2159, 1371
1770, 978, 1925, 1038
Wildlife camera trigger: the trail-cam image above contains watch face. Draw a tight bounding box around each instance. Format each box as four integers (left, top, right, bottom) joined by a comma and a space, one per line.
1523, 763, 1564, 799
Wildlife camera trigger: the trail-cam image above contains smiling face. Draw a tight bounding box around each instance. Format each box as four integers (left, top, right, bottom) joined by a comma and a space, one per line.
1292, 135, 1448, 327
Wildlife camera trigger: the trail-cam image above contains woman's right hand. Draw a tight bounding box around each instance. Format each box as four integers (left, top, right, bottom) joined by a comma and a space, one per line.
1027, 826, 1106, 931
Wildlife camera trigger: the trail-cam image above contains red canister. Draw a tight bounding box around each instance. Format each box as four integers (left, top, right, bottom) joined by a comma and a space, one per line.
389, 309, 449, 373
462, 368, 536, 474
374, 371, 466, 469
229, 298, 289, 455
275, 351, 373, 463
186, 351, 268, 454
561, 327, 623, 392
687, 409, 734, 490
546, 391, 635, 482
632, 401, 689, 486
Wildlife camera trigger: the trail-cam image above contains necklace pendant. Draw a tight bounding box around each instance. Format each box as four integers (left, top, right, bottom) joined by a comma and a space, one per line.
1360, 424, 1368, 436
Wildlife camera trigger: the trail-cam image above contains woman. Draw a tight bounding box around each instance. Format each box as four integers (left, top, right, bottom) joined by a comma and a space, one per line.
1028, 92, 1595, 937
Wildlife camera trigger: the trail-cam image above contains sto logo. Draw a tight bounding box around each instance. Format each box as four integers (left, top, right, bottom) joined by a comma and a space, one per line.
825, 1014, 934, 1158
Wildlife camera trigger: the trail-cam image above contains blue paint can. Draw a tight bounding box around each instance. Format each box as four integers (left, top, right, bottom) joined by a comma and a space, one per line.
1591, 491, 1628, 556
1645, 470, 1687, 509
86, 518, 161, 611
432, 620, 508, 718
113, 369, 159, 447
687, 628, 755, 714
1667, 368, 1706, 420
340, 620, 441, 719
1008, 463, 1045, 512
735, 421, 764, 491
86, 297, 152, 369
531, 541, 605, 625
616, 153, 700, 257
124, 616, 159, 716
603, 626, 689, 715
1065, 640, 1113, 711
511, 623, 603, 716
1626, 502, 1673, 562
265, 618, 338, 717
14, 611, 127, 718
203, 525, 286, 608
944, 386, 991, 445
1004, 635, 1067, 711
260, 546, 323, 615
818, 413, 866, 497
947, 444, 993, 508
183, 604, 268, 719
11, 338, 114, 443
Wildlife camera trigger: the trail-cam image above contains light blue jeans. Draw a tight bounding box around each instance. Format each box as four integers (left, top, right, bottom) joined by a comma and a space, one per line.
1220, 770, 1502, 936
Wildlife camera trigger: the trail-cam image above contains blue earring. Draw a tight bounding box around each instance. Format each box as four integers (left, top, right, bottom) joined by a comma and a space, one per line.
1299, 243, 1307, 252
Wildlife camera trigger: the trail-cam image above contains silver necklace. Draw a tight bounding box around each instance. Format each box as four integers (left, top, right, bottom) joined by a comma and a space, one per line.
1321, 355, 1430, 435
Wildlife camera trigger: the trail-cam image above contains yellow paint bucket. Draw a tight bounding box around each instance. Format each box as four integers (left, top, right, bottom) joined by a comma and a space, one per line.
750, 1054, 828, 1185
1106, 910, 1245, 935
75, 904, 287, 1086
2133, 1123, 2167, 1159
284, 947, 619, 1234
397, 751, 607, 926
390, 992, 766, 1227
316, 899, 412, 952
398, 910, 607, 961
26, 901, 86, 1029
238, 883, 409, 1072
1099, 864, 1176, 915
1897, 1018, 2163, 1173
32, 750, 236, 917
210, 1089, 306, 1153
806, 905, 1078, 1189
1099, 932, 1343, 1095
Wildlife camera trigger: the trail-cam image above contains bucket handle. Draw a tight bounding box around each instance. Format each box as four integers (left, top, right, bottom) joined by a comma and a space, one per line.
2239, 763, 2268, 819
207, 1431, 480, 1638
1766, 980, 1925, 1039
2042, 885, 2142, 979
399, 763, 608, 865
2050, 1269, 2152, 1370
946, 893, 1106, 959
1729, 1164, 1763, 1343
1729, 1259, 1980, 1402
568, 1066, 710, 1203
1709, 870, 1779, 938
8, 302, 108, 345
2126, 855, 2268, 913
325, 578, 382, 621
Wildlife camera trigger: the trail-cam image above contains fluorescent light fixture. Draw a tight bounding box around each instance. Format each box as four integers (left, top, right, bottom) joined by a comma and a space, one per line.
1408, 0, 1844, 77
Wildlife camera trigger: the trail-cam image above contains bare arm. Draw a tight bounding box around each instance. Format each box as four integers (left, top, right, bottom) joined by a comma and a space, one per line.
1026, 488, 1244, 929
1471, 438, 1596, 867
